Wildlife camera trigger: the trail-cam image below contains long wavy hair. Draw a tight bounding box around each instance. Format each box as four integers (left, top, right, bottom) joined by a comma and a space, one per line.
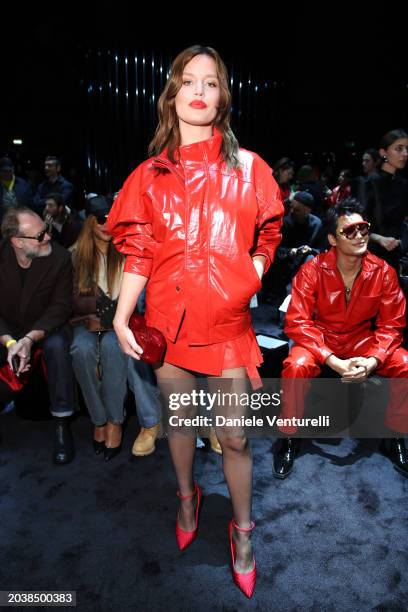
148, 45, 240, 169
74, 216, 124, 296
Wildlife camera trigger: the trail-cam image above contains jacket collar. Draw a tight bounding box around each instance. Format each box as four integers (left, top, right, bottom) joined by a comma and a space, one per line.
320, 247, 381, 273
157, 127, 223, 166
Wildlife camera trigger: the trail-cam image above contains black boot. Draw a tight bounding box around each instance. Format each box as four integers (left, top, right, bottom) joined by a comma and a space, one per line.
381, 438, 408, 478
273, 438, 301, 479
53, 417, 75, 465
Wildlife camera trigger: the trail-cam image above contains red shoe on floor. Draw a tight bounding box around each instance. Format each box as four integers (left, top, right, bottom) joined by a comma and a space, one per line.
175, 483, 203, 551
228, 519, 256, 598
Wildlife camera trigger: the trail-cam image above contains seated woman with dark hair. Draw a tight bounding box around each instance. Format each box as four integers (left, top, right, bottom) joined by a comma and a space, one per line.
70, 199, 162, 460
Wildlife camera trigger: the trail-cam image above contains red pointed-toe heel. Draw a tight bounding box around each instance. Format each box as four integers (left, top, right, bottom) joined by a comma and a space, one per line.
175, 483, 203, 551
229, 518, 256, 598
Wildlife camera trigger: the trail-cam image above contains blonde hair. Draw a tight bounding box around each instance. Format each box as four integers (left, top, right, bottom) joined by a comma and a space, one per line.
148, 45, 240, 169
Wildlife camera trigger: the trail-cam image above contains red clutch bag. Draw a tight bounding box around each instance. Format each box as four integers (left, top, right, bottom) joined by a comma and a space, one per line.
128, 313, 167, 365
0, 347, 44, 392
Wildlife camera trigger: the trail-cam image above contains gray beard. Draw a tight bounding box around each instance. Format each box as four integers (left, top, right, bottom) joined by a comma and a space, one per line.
26, 243, 53, 259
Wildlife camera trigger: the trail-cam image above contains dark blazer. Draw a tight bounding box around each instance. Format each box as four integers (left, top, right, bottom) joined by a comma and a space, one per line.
0, 240, 73, 338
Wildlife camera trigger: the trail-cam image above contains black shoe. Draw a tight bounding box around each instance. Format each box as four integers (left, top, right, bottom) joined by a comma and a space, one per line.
273, 438, 300, 479
381, 438, 408, 478
104, 443, 122, 462
93, 439, 105, 455
53, 417, 75, 465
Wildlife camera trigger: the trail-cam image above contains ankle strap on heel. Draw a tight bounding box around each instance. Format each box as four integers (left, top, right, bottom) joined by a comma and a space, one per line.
232, 519, 255, 532
176, 483, 197, 500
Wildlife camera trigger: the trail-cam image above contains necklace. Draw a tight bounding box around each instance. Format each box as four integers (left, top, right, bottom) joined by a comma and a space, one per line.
343, 269, 361, 302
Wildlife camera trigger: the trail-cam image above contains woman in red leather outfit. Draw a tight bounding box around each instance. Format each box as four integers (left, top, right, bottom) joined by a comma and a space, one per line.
107, 45, 283, 597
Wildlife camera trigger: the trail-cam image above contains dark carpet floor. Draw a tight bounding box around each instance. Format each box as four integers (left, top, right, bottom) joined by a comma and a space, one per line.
1, 408, 407, 612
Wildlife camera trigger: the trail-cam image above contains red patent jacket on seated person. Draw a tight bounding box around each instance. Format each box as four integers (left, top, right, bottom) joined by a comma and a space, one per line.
107, 128, 283, 345
284, 247, 406, 365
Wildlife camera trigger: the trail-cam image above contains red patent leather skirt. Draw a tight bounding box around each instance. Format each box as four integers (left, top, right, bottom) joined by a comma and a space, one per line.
164, 318, 263, 389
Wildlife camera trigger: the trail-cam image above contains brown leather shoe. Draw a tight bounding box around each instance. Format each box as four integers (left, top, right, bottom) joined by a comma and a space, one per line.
132, 423, 162, 456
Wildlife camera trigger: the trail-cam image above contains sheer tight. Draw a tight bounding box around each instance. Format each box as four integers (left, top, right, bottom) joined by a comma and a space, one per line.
154, 361, 254, 572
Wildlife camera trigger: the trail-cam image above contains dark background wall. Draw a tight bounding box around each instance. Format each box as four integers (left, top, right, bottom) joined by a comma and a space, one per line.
3, 5, 407, 195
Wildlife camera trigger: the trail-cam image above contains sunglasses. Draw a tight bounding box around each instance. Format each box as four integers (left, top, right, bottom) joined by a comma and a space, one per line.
18, 227, 48, 242
95, 215, 108, 225
338, 221, 370, 240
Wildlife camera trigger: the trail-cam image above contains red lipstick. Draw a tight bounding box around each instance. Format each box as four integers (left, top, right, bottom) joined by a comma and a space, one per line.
189, 100, 207, 109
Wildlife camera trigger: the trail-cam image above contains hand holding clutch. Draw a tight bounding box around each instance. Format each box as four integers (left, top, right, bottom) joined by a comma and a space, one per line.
128, 313, 167, 365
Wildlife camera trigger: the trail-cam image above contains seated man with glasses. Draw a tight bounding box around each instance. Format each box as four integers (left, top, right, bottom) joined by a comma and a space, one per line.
273, 198, 408, 479
0, 207, 76, 464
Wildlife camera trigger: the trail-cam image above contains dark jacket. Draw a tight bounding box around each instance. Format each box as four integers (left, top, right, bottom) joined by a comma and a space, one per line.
359, 170, 408, 267
0, 177, 33, 222
51, 214, 82, 249
33, 175, 74, 213
277, 213, 324, 259
0, 240, 73, 338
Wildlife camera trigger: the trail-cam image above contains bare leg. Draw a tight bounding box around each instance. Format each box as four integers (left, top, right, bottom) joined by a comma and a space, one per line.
93, 424, 106, 443
208, 367, 254, 573
105, 422, 122, 448
155, 361, 197, 531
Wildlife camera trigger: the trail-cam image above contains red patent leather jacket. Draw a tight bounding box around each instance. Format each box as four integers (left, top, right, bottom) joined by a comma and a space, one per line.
107, 128, 283, 345
285, 247, 406, 364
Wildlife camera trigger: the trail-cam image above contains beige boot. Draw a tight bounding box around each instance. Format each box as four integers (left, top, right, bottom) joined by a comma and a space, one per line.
132, 423, 162, 457
209, 427, 222, 455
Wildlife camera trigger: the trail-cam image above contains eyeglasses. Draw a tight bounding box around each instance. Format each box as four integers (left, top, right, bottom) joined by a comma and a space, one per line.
338, 221, 370, 240
18, 227, 48, 242
95, 215, 108, 225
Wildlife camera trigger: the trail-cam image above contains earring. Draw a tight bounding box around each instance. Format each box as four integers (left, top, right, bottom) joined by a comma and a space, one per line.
382, 155, 388, 162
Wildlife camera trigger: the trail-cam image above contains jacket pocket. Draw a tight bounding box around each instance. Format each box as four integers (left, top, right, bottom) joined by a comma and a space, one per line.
211, 254, 262, 328
241, 253, 262, 294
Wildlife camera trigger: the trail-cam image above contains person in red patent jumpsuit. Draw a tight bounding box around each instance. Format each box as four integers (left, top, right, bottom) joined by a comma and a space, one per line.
107, 45, 283, 598
273, 198, 408, 480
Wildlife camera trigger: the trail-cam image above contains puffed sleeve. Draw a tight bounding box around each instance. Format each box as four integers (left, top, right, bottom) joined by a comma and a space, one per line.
251, 154, 284, 274
107, 164, 156, 277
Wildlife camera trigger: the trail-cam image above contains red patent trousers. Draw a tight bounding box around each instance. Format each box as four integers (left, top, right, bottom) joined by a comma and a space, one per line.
280, 344, 408, 434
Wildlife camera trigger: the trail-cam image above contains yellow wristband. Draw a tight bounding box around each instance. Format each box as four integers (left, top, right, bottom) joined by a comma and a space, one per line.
6, 339, 17, 348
